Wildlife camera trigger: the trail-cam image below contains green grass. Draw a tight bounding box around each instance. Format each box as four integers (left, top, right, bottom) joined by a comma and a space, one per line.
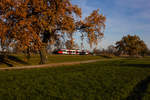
0, 57, 150, 100
0, 54, 101, 67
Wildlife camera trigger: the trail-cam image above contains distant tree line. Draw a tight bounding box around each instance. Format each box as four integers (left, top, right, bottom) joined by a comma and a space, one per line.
92, 35, 149, 57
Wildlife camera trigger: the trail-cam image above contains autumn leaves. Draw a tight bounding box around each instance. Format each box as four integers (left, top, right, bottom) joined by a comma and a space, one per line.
0, 0, 106, 63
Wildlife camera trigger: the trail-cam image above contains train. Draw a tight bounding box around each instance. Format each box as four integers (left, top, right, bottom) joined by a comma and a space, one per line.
54, 49, 89, 55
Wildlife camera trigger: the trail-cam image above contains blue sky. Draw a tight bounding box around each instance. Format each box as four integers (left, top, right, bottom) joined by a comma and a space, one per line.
72, 0, 150, 49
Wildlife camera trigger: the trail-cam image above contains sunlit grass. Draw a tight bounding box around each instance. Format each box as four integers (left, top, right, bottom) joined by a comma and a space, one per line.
0, 54, 102, 67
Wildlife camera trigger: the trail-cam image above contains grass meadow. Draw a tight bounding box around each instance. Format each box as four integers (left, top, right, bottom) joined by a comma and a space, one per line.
0, 56, 150, 100
0, 54, 101, 68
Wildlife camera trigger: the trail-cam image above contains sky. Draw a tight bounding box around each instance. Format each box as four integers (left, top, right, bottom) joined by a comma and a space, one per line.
72, 0, 150, 50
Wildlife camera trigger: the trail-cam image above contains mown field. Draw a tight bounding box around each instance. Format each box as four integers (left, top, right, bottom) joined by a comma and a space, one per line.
0, 57, 150, 100
0, 54, 101, 68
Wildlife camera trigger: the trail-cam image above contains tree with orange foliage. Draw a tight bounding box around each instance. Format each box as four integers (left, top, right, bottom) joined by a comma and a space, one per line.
0, 0, 106, 64
116, 35, 148, 56
76, 9, 106, 47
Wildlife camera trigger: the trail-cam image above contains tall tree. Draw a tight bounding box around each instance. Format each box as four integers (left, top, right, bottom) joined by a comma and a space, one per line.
0, 0, 106, 64
0, 0, 81, 63
76, 9, 106, 47
116, 35, 148, 56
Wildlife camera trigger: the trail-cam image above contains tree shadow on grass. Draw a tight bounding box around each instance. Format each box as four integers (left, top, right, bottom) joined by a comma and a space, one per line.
0, 55, 28, 67
7, 55, 28, 65
126, 76, 150, 100
121, 64, 150, 68
0, 59, 13, 67
105, 60, 150, 68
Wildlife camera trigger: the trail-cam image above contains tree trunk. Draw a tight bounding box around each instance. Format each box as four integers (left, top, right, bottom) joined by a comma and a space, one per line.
25, 47, 31, 62
39, 30, 51, 64
39, 45, 47, 64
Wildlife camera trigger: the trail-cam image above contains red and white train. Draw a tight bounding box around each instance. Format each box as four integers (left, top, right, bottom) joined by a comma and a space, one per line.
56, 49, 88, 55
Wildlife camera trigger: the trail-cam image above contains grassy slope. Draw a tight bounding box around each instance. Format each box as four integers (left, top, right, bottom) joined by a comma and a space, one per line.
0, 57, 150, 100
0, 54, 101, 67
